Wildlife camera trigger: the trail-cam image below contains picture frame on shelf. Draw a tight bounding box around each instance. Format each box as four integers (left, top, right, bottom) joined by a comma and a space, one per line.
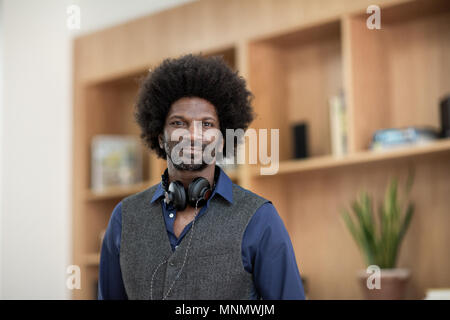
91, 135, 143, 192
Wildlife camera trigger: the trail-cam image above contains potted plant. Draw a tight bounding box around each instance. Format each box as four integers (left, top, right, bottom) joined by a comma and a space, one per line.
341, 172, 415, 300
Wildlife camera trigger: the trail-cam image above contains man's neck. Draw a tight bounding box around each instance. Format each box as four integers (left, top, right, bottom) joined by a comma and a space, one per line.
166, 161, 216, 190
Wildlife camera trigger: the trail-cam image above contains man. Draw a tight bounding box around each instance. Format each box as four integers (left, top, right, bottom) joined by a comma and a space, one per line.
98, 54, 305, 300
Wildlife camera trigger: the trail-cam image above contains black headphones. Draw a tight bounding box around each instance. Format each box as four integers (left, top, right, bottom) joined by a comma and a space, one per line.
161, 167, 219, 211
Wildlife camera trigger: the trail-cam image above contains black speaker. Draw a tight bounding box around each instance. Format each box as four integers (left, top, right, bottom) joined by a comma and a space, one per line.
293, 122, 309, 159
441, 95, 450, 138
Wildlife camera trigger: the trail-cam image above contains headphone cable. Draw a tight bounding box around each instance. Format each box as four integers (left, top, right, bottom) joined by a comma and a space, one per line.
150, 199, 201, 300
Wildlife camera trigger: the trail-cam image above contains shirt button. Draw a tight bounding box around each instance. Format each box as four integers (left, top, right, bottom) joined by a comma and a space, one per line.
169, 213, 174, 218
169, 262, 175, 267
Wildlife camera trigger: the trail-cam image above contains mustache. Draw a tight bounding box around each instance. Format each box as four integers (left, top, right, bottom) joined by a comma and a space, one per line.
165, 137, 216, 149
166, 140, 209, 150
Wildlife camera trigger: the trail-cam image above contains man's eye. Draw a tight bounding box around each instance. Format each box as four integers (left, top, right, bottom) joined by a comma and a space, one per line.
203, 122, 213, 127
171, 121, 184, 126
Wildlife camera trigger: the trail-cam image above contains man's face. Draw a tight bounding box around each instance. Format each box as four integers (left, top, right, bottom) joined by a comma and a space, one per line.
159, 97, 223, 171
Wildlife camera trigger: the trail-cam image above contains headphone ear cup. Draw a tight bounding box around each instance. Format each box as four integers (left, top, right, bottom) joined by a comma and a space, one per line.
188, 177, 211, 208
167, 180, 187, 211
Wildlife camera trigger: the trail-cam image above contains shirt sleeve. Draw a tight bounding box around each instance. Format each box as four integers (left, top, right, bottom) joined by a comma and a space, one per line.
242, 202, 306, 300
98, 201, 128, 300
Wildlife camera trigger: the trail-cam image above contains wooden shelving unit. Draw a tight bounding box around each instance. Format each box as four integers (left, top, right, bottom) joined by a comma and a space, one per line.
73, 0, 450, 299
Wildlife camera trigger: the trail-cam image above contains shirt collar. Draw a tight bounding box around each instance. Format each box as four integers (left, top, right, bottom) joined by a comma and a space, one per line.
150, 165, 233, 204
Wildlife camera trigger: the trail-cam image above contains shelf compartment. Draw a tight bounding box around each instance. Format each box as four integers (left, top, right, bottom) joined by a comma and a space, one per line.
248, 20, 343, 163
346, 0, 450, 152
84, 75, 152, 190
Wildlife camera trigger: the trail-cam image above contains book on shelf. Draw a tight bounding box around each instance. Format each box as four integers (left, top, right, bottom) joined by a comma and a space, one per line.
329, 92, 348, 157
91, 135, 143, 192
370, 126, 440, 152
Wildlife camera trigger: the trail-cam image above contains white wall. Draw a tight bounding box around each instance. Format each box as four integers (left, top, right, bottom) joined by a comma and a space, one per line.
0, 0, 194, 300
1, 0, 73, 300
0, 0, 4, 299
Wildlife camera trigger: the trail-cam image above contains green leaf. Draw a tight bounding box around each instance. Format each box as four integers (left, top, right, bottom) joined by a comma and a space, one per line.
341, 175, 415, 269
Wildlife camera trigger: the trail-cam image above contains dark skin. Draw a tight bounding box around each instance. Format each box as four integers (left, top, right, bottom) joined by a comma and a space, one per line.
158, 97, 223, 238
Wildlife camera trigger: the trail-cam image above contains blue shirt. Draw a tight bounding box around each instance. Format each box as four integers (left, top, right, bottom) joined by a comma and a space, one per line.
98, 166, 305, 300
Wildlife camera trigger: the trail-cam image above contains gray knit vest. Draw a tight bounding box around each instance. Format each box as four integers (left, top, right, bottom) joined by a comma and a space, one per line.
120, 182, 269, 300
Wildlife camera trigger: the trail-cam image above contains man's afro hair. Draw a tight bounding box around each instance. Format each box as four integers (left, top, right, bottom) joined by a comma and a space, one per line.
134, 53, 255, 159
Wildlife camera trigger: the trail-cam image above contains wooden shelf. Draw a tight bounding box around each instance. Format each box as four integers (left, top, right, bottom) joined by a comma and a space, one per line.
85, 180, 155, 201
251, 139, 450, 177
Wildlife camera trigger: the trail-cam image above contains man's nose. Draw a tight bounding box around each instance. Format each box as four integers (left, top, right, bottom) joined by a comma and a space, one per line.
187, 121, 203, 143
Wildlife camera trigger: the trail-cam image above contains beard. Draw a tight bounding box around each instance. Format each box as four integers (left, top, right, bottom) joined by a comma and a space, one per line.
163, 137, 217, 172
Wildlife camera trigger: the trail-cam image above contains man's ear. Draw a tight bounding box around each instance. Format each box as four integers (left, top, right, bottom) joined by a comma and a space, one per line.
158, 134, 164, 149
219, 135, 224, 153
